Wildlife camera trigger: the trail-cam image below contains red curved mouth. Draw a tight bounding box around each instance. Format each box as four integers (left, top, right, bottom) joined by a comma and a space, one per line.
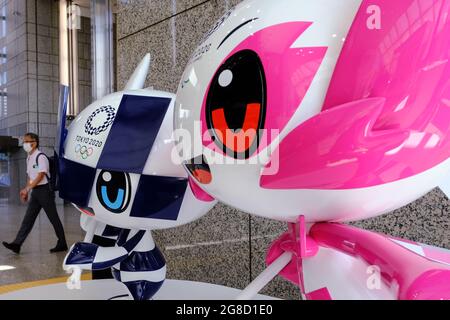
184, 155, 212, 185
75, 204, 95, 216
192, 168, 212, 185
211, 103, 261, 155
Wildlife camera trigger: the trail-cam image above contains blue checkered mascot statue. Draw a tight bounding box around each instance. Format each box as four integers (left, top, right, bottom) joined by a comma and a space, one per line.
56, 55, 216, 300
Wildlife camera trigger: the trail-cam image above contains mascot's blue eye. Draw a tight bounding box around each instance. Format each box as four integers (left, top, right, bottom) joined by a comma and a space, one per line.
96, 170, 131, 213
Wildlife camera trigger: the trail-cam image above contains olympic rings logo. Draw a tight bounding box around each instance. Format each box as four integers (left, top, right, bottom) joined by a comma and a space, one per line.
85, 105, 116, 136
75, 144, 93, 160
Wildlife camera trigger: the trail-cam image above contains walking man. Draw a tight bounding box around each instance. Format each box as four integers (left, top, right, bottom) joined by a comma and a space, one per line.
2, 133, 68, 254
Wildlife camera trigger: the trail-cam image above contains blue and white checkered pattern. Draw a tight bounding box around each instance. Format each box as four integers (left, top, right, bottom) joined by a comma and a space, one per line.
84, 105, 116, 136
59, 94, 189, 222
65, 229, 166, 300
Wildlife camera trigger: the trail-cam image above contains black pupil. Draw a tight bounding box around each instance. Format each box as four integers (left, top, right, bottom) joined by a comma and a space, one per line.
206, 50, 266, 131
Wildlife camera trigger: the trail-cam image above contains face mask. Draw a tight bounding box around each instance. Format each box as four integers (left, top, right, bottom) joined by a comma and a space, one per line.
23, 143, 33, 153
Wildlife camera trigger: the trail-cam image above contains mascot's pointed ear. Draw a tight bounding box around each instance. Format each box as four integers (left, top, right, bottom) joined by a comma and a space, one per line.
124, 53, 151, 91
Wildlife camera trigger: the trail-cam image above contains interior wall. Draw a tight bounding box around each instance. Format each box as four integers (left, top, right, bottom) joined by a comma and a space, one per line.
0, 0, 91, 203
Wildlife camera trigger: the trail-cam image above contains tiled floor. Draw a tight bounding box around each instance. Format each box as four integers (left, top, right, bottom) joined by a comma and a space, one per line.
0, 200, 85, 286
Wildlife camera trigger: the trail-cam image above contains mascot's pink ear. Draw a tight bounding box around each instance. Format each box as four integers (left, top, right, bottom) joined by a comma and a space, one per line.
259, 97, 417, 190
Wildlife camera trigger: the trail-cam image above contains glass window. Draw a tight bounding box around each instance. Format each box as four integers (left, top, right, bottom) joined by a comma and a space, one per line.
0, 6, 5, 38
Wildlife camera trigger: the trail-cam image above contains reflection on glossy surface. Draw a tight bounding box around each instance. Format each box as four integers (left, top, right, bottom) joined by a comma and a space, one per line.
200, 22, 328, 154
174, 0, 450, 222
318, 0, 450, 187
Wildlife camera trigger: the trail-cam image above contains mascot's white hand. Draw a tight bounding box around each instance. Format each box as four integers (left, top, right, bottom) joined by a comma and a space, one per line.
65, 266, 82, 290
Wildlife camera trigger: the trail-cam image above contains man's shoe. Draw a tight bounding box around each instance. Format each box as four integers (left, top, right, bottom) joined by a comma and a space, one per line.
50, 243, 68, 253
2, 241, 20, 254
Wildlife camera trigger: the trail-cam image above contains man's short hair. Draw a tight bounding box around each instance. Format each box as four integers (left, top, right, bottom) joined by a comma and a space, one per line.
24, 132, 39, 148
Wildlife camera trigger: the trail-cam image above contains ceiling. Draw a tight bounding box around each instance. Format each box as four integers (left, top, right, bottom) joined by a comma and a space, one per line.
72, 0, 90, 9
71, 0, 119, 14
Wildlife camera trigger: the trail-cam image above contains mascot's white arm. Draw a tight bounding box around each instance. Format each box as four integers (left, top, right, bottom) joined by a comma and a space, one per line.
63, 230, 145, 271
63, 229, 145, 289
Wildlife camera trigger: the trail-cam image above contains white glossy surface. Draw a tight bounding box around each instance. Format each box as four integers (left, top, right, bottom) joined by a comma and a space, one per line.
64, 87, 216, 230
0, 279, 278, 300
303, 246, 396, 300
173, 0, 450, 223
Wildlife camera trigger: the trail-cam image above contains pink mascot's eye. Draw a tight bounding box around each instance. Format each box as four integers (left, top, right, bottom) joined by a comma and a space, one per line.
205, 50, 266, 159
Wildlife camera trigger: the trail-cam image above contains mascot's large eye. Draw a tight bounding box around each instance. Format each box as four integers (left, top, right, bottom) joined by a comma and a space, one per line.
206, 49, 266, 159
96, 170, 131, 213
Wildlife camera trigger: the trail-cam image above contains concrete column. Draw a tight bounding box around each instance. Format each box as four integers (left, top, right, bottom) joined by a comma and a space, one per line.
90, 0, 114, 100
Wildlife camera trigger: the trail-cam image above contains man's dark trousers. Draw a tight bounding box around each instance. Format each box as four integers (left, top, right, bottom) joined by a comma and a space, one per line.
13, 184, 66, 246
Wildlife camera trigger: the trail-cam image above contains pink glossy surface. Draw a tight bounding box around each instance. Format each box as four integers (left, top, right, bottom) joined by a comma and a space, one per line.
388, 237, 450, 264
266, 232, 302, 287
406, 270, 450, 300
188, 177, 215, 202
201, 22, 327, 154
261, 98, 415, 189
266, 0, 450, 189
310, 223, 450, 300
305, 287, 332, 301
266, 216, 318, 290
